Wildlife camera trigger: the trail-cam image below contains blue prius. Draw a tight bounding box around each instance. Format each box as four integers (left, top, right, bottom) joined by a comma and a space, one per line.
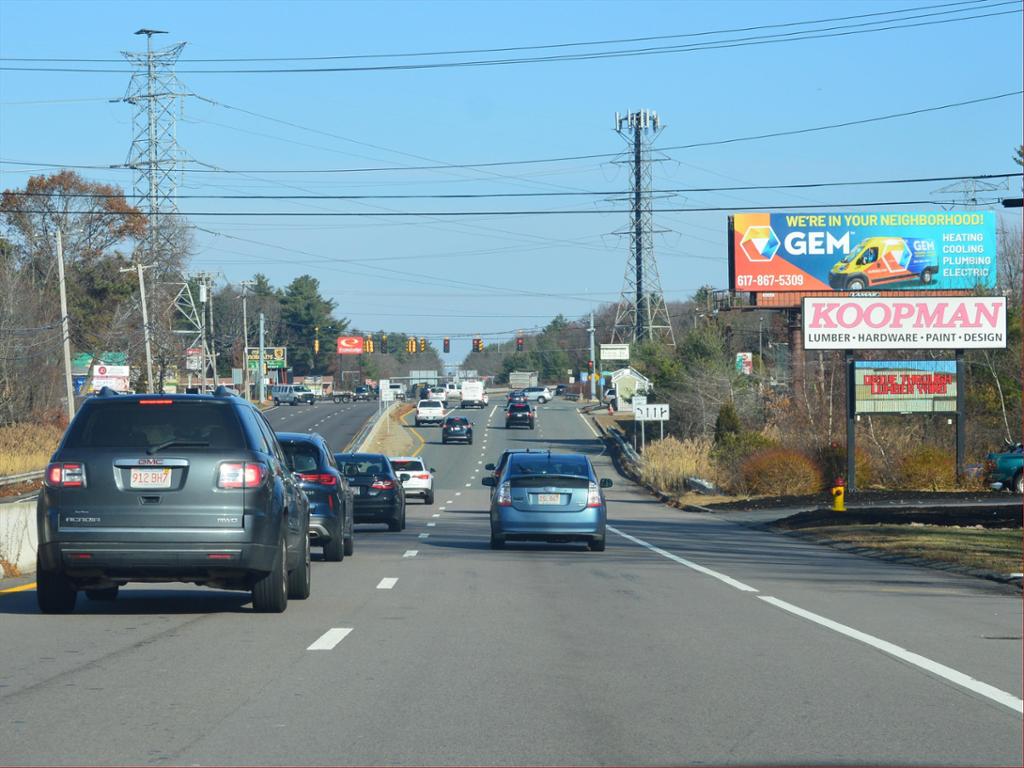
482, 451, 612, 551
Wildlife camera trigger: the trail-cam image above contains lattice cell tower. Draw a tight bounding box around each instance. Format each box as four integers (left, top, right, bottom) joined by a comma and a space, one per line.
611, 109, 675, 347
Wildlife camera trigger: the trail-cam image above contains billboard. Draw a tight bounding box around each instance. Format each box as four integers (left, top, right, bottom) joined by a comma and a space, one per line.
600, 343, 630, 361
854, 360, 956, 414
246, 347, 287, 369
803, 296, 1006, 350
336, 336, 364, 355
91, 364, 131, 392
730, 211, 996, 293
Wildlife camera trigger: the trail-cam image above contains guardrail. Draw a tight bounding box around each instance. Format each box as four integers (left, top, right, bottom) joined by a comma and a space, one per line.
0, 470, 44, 488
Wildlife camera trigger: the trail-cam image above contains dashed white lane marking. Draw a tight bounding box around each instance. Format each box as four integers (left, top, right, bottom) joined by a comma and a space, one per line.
427, 522, 436, 527
576, 410, 601, 438
758, 596, 1024, 714
446, 500, 454, 504
439, 506, 446, 511
376, 578, 398, 589
432, 513, 440, 518
307, 627, 353, 651
465, 483, 471, 487
608, 525, 758, 593
477, 461, 483, 465
455, 492, 462, 496
418, 533, 429, 539
403, 550, 419, 557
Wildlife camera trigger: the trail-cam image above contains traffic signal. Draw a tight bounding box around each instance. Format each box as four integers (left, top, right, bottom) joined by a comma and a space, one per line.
587, 359, 594, 375
314, 338, 320, 355
515, 336, 524, 352
406, 338, 416, 354
381, 335, 388, 354
443, 337, 450, 354
472, 337, 483, 352
364, 336, 374, 354
418, 337, 426, 353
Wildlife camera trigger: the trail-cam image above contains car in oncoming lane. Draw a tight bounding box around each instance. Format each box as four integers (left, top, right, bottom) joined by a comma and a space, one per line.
482, 451, 612, 551
36, 386, 311, 614
334, 452, 407, 531
391, 456, 434, 505
441, 415, 473, 445
505, 401, 535, 429
277, 432, 354, 561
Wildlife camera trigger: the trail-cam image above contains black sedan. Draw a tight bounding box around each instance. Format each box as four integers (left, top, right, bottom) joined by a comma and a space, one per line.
333, 452, 407, 532
442, 416, 474, 445
278, 432, 354, 561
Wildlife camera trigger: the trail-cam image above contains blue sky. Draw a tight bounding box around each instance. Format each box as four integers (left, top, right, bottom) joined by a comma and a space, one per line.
1, 0, 1021, 361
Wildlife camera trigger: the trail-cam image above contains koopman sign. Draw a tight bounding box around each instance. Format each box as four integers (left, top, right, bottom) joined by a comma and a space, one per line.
802, 296, 1007, 350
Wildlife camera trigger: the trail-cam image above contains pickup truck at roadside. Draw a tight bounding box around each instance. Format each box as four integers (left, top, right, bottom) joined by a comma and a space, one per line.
460, 381, 488, 408
415, 399, 447, 426
985, 441, 1022, 494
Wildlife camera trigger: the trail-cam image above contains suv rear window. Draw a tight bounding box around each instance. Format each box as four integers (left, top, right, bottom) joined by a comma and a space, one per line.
279, 441, 320, 472
391, 460, 423, 472
64, 400, 244, 450
418, 400, 442, 408
508, 403, 530, 412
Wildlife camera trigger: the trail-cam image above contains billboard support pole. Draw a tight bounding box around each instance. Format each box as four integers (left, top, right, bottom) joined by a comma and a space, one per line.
955, 349, 965, 484
846, 351, 856, 492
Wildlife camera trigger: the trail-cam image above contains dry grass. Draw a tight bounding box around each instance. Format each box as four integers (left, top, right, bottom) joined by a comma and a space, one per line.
639, 435, 718, 496
0, 422, 65, 476
798, 524, 1022, 574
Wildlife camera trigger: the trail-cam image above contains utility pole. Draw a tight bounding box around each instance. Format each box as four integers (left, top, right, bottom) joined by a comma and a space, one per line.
258, 313, 266, 402
240, 279, 254, 400
120, 261, 155, 392
199, 279, 208, 392
206, 275, 217, 385
56, 229, 75, 422
588, 311, 597, 402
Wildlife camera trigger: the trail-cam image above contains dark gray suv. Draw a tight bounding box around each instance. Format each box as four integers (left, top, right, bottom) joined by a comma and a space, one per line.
36, 387, 311, 614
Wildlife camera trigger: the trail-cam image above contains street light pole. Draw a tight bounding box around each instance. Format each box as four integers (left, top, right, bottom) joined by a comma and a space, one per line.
240, 279, 254, 400
55, 229, 75, 422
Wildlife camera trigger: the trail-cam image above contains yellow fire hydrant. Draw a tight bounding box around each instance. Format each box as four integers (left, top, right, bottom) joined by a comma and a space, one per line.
831, 478, 846, 512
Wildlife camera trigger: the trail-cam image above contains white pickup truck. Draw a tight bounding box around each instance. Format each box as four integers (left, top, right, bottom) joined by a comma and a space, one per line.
415, 399, 447, 427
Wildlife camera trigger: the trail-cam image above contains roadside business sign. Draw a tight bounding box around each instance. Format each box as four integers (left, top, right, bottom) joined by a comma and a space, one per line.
735, 352, 753, 375
854, 360, 956, 414
634, 403, 669, 422
336, 336, 364, 355
185, 347, 203, 371
246, 347, 287, 369
600, 343, 630, 361
91, 364, 130, 392
803, 296, 1006, 350
730, 211, 996, 293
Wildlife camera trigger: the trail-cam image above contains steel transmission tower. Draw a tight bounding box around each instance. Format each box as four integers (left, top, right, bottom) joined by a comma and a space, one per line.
611, 109, 675, 347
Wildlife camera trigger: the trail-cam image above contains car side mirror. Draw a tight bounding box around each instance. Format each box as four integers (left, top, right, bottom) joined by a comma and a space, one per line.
481, 477, 496, 487
399, 473, 411, 482
599, 478, 613, 488
291, 472, 304, 483
485, 463, 495, 471
430, 468, 436, 473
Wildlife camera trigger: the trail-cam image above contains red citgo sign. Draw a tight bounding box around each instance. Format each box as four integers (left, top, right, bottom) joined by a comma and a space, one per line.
336, 336, 364, 355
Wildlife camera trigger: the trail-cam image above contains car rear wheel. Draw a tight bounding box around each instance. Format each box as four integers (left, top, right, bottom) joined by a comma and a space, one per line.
287, 535, 311, 599
273, 398, 280, 406
37, 561, 77, 614
1014, 471, 1023, 495
343, 533, 355, 556
85, 586, 119, 601
538, 396, 547, 404
490, 532, 505, 549
424, 490, 434, 505
252, 539, 288, 613
588, 537, 606, 552
323, 531, 344, 562
387, 513, 402, 532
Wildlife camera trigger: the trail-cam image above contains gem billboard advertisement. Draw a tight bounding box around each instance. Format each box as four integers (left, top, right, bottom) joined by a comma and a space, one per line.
803, 296, 1006, 350
730, 211, 996, 293
854, 360, 957, 414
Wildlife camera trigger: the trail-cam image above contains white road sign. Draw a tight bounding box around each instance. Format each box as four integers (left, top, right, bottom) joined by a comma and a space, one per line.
632, 395, 647, 408
634, 403, 670, 422
600, 343, 630, 361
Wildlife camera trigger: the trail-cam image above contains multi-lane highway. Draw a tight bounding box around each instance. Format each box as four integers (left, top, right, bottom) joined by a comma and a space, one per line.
0, 397, 1020, 765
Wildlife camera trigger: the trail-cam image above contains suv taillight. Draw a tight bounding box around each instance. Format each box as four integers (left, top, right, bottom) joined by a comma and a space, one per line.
299, 472, 337, 487
218, 462, 267, 489
586, 482, 603, 508
497, 482, 512, 507
45, 462, 86, 488
371, 478, 396, 490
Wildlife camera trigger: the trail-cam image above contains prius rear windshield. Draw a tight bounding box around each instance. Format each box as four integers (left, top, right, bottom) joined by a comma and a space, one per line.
64, 400, 244, 449
509, 455, 589, 479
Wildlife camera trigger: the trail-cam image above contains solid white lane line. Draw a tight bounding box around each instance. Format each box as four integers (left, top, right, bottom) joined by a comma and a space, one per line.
376, 578, 398, 589
607, 525, 759, 593
577, 410, 601, 438
403, 549, 419, 557
307, 627, 353, 651
427, 522, 436, 527
758, 596, 1024, 714
418, 533, 429, 539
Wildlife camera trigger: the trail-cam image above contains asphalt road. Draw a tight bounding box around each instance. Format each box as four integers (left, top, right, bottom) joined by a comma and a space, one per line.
0, 397, 1020, 765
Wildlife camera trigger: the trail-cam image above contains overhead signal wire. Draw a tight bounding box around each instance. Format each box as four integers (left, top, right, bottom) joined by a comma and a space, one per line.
1, 4, 1017, 73
0, 1, 993, 63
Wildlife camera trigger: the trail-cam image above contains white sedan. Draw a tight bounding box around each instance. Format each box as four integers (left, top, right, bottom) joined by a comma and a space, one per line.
390, 456, 434, 505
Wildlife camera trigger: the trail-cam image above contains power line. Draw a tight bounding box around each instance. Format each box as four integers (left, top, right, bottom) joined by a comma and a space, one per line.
1, 5, 1016, 74
5, 90, 1017, 175
0, 1, 991, 63
6, 172, 1019, 200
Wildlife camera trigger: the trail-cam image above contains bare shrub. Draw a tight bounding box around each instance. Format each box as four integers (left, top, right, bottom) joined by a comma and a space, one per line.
639, 436, 718, 495
740, 448, 824, 496
896, 445, 957, 491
